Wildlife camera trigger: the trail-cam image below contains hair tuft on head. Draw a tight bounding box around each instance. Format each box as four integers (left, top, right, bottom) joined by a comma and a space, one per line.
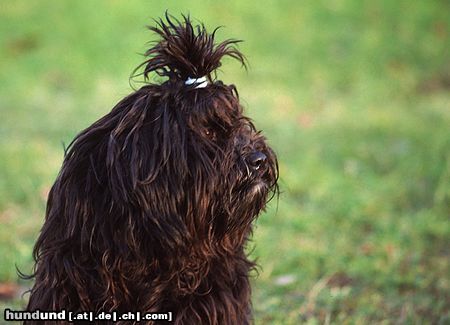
137, 12, 246, 83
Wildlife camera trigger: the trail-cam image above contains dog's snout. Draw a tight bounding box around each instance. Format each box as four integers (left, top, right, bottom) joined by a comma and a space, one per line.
247, 151, 267, 171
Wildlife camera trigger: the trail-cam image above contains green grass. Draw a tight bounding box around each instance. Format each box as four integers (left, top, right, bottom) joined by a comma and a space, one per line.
1, 0, 449, 323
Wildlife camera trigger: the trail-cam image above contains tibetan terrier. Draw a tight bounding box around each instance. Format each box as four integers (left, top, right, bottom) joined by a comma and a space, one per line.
25, 14, 278, 324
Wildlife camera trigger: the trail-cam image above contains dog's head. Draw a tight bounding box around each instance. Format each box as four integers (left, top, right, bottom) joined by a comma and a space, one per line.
58, 14, 278, 252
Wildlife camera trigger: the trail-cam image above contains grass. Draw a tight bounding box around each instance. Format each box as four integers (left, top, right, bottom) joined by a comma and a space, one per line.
0, 0, 449, 323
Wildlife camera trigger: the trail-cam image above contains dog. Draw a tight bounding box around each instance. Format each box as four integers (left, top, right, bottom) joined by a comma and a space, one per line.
24, 14, 278, 324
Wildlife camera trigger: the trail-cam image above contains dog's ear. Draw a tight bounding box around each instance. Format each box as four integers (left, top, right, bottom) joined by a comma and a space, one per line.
135, 12, 246, 82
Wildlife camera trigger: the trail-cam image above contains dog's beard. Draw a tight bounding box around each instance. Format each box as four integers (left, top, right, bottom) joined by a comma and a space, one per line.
234, 162, 275, 206
235, 141, 278, 208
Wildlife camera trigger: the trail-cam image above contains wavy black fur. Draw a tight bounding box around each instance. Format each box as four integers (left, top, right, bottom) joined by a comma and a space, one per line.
24, 14, 278, 325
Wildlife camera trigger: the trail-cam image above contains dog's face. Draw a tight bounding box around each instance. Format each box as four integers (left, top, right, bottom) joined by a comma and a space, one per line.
176, 85, 278, 237
105, 81, 277, 245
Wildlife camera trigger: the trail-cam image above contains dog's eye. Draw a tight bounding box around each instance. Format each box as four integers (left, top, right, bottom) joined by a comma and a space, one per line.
204, 129, 216, 140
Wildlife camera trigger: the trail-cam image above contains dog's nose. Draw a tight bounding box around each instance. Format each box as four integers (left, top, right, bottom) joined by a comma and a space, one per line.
247, 151, 267, 171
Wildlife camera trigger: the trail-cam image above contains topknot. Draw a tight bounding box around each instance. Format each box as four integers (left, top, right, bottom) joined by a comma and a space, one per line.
138, 13, 246, 83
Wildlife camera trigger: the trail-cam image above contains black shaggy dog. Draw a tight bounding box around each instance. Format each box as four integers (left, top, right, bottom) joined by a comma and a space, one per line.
25, 14, 278, 324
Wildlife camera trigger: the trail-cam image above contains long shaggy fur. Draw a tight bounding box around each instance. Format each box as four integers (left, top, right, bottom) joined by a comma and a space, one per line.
24, 14, 278, 324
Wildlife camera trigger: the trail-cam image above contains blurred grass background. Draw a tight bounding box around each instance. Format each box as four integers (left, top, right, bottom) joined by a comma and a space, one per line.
0, 0, 449, 324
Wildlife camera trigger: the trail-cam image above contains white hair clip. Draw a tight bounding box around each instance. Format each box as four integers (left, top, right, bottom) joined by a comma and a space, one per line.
185, 76, 208, 89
